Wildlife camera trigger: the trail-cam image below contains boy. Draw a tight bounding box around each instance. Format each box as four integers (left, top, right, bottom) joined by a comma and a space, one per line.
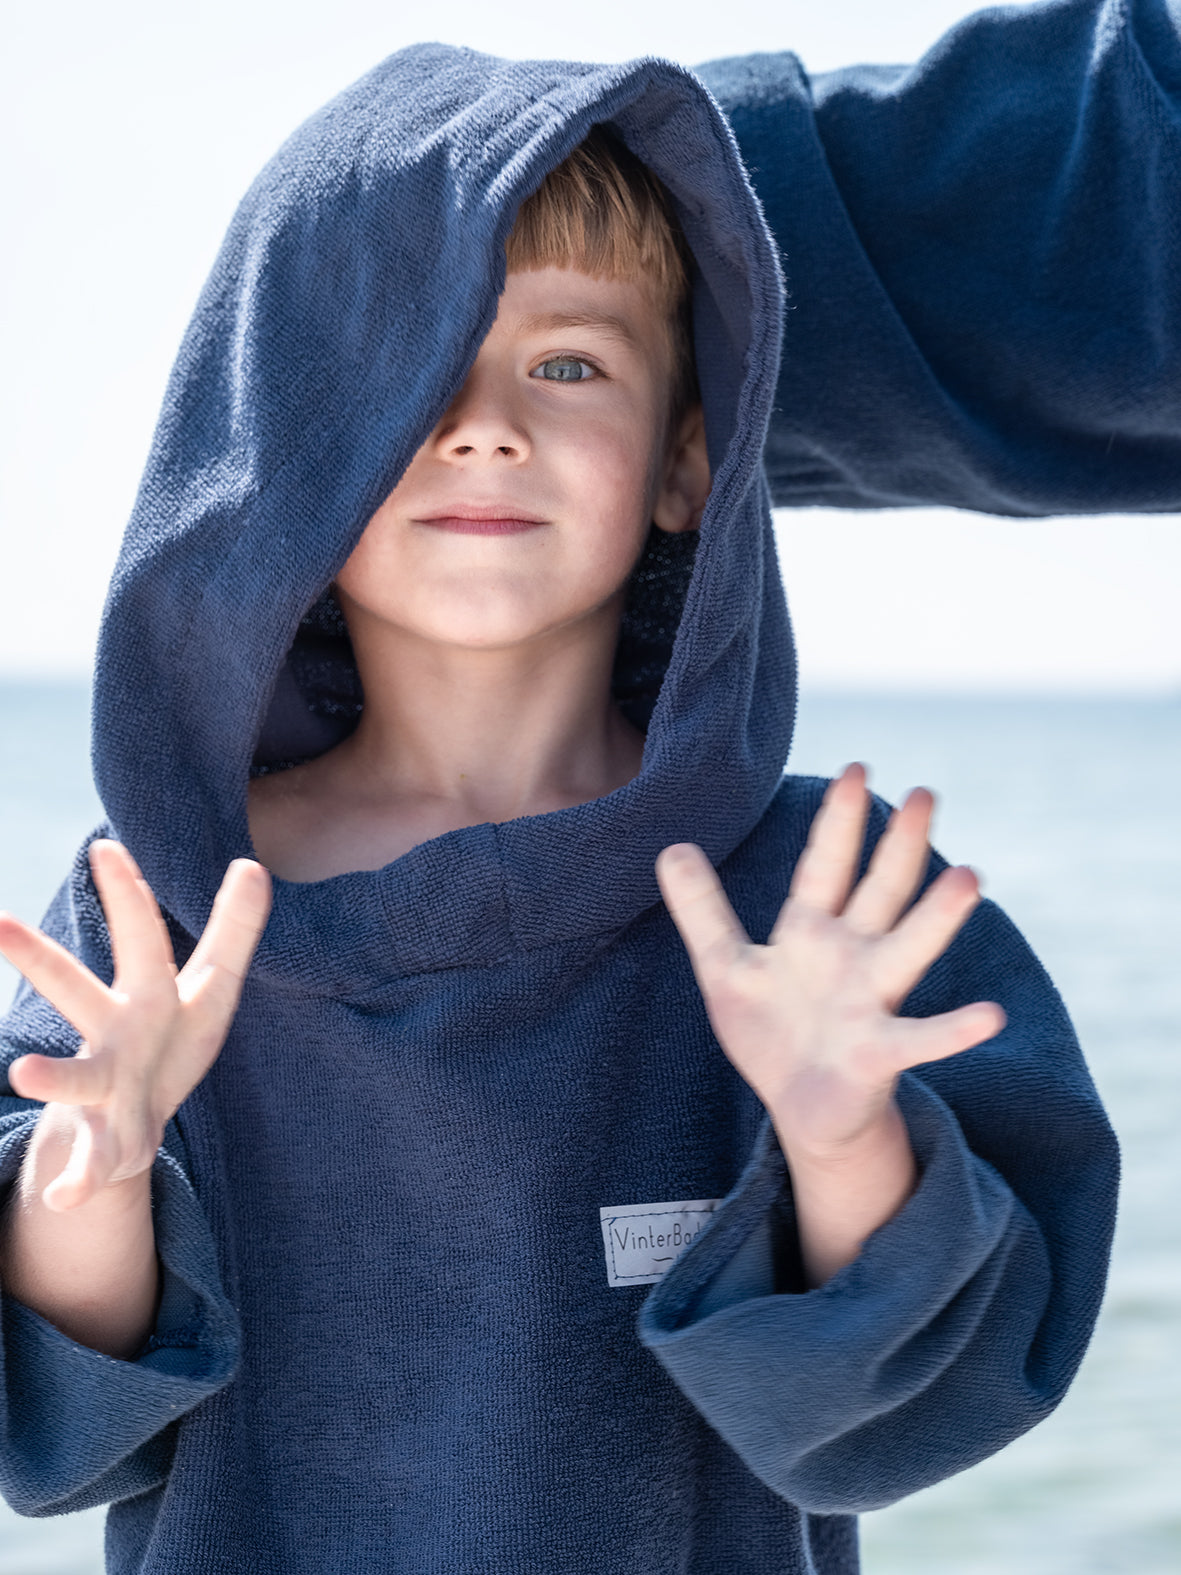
0, 17, 1133, 1575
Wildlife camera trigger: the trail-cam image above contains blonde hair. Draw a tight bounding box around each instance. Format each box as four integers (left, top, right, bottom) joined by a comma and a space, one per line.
505, 127, 698, 422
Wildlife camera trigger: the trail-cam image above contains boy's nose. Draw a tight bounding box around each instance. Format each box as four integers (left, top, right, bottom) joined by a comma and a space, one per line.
434, 380, 530, 465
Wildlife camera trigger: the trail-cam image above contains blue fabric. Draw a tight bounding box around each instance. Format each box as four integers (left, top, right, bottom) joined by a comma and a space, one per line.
0, 7, 1130, 1570
702, 0, 1181, 515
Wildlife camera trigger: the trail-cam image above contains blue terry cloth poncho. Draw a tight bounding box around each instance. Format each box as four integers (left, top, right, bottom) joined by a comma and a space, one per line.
3, 0, 1160, 1568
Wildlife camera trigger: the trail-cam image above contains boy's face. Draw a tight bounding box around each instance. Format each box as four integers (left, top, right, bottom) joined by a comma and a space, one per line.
334, 266, 706, 654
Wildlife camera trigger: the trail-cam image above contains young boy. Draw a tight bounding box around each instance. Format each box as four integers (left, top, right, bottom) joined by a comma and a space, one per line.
0, 13, 1135, 1573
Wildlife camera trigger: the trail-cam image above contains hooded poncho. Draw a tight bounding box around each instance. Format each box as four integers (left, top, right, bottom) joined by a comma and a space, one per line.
6, 0, 1172, 1568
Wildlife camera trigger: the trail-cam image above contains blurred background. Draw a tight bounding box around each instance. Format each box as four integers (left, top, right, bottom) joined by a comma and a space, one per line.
1, 1, 1178, 1570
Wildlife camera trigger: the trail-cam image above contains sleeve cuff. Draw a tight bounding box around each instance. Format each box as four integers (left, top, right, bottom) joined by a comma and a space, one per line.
0, 1112, 239, 1514
635, 1075, 1028, 1508
641, 1074, 1015, 1339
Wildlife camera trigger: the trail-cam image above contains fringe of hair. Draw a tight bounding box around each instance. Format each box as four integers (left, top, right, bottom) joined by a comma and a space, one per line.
505, 127, 698, 422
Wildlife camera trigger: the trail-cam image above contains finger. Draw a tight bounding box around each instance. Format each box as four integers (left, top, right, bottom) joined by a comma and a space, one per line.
842, 788, 934, 937
883, 1001, 1006, 1072
780, 764, 869, 924
8, 1050, 113, 1105
870, 865, 984, 1008
655, 843, 750, 987
178, 860, 272, 1015
0, 913, 112, 1041
89, 840, 177, 992
41, 1118, 113, 1212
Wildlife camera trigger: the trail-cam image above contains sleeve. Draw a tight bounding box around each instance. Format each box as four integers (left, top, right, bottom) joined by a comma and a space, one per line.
638, 861, 1119, 1512
0, 834, 240, 1518
697, 0, 1181, 516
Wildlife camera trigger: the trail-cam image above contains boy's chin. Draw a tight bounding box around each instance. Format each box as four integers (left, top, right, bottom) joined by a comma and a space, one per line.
411, 613, 605, 652
369, 578, 629, 651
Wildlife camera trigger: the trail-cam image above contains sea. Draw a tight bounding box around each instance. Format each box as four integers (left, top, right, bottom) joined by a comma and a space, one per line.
0, 682, 1177, 1574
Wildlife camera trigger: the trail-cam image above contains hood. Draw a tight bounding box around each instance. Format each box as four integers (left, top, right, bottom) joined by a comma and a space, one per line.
92, 44, 793, 994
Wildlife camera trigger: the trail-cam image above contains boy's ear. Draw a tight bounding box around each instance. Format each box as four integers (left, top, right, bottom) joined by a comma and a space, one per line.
652, 404, 711, 534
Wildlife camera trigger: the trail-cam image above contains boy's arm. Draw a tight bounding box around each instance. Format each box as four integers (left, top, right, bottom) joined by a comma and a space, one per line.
640, 779, 1118, 1512
0, 837, 262, 1516
699, 0, 1181, 516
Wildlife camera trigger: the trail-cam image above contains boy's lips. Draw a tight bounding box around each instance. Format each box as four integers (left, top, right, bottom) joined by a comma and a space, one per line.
417, 506, 549, 536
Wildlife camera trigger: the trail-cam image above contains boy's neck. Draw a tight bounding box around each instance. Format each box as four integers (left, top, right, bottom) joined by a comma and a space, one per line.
248, 592, 648, 882
341, 599, 644, 822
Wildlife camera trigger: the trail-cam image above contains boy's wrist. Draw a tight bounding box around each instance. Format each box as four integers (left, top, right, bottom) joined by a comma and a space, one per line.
769, 1098, 919, 1288
3, 1116, 160, 1360
770, 1095, 910, 1177
25, 1105, 157, 1214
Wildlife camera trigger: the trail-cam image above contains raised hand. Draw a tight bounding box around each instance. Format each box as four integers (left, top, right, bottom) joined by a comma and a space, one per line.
0, 840, 271, 1212
656, 764, 1003, 1158
656, 766, 1005, 1283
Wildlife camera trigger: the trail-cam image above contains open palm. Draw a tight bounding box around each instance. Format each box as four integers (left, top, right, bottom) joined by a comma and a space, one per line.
0, 841, 270, 1210
655, 764, 1005, 1159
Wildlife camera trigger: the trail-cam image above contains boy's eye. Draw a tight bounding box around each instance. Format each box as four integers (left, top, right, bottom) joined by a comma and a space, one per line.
531, 356, 597, 382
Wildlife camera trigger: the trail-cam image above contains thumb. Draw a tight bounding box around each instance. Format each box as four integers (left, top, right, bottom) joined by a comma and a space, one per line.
9, 1051, 112, 1105
886, 1002, 1006, 1072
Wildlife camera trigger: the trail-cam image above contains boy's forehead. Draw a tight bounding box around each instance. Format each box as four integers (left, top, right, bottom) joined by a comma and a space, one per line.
494, 267, 665, 354
511, 307, 642, 352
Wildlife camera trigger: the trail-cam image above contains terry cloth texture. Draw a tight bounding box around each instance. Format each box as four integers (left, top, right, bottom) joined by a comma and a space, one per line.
703, 0, 1181, 516
0, 4, 1136, 1571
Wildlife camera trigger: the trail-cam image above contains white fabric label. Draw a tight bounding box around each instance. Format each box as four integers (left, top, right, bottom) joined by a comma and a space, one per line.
599, 1198, 720, 1287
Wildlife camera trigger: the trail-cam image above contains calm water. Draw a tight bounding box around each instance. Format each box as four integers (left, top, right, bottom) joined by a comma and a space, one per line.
1, 684, 1178, 1573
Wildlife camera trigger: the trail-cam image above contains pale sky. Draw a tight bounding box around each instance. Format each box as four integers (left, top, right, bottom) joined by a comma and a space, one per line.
2, 0, 1177, 690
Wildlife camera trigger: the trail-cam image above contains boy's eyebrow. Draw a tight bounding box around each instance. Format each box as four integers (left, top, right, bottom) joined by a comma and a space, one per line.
512, 310, 643, 350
